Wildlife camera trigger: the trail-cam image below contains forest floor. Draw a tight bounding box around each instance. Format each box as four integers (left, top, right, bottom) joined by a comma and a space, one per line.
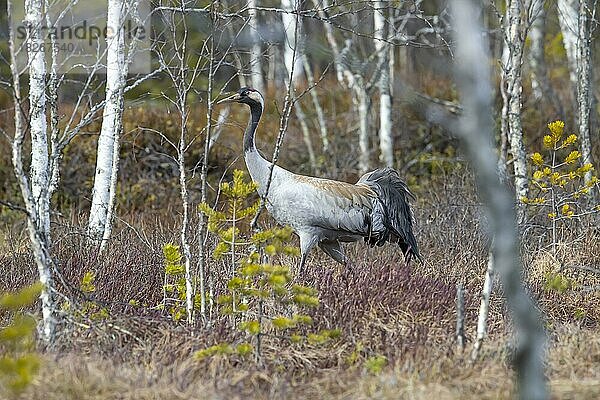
2, 168, 600, 400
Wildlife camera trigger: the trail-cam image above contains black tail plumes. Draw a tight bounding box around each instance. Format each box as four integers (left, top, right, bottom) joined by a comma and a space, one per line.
357, 167, 422, 263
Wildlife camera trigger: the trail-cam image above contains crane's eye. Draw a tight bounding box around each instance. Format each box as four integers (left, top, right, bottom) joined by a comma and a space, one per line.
241, 90, 248, 96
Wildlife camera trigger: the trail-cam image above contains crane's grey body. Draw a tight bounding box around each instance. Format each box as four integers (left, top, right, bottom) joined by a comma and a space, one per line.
219, 88, 421, 272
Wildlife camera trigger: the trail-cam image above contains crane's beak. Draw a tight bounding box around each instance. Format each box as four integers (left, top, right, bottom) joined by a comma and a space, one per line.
216, 92, 241, 104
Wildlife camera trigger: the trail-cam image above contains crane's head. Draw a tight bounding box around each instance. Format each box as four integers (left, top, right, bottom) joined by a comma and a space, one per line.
217, 87, 264, 108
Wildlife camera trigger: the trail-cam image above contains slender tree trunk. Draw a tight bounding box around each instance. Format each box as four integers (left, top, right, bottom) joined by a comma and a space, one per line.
281, 0, 303, 86
89, 0, 126, 243
248, 0, 265, 93
197, 3, 219, 319
576, 0, 595, 194
472, 251, 495, 360
10, 0, 55, 342
528, 1, 545, 101
179, 112, 194, 324
558, 0, 579, 93
356, 83, 371, 174
452, 2, 547, 398
504, 0, 529, 223
312, 0, 354, 87
26, 0, 50, 243
302, 58, 329, 152
528, 3, 565, 118
374, 1, 393, 167
46, 0, 61, 200
294, 100, 317, 171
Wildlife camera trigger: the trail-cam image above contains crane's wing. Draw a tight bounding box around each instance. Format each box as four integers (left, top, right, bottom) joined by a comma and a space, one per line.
291, 175, 376, 236
357, 168, 422, 262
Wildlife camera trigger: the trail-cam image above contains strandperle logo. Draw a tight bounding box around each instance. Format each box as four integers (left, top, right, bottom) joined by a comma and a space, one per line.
16, 19, 147, 47
10, 0, 151, 74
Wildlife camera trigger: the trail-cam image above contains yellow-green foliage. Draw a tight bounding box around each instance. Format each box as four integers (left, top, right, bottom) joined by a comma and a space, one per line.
544, 272, 575, 294
522, 120, 599, 222
63, 272, 109, 322
199, 169, 259, 260
196, 170, 339, 362
80, 271, 96, 293
0, 283, 42, 394
161, 244, 201, 321
364, 355, 387, 375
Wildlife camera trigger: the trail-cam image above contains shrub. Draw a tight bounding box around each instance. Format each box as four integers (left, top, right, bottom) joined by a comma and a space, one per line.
197, 170, 340, 362
0, 283, 42, 394
522, 120, 600, 254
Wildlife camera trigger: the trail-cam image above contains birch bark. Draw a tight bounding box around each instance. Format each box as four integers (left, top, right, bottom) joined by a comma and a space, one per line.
88, 0, 126, 243
356, 84, 371, 174
374, 1, 393, 167
26, 0, 50, 243
503, 0, 529, 223
472, 251, 495, 360
10, 0, 55, 342
575, 0, 595, 191
248, 0, 265, 94
281, 0, 303, 86
528, 0, 545, 101
558, 0, 579, 88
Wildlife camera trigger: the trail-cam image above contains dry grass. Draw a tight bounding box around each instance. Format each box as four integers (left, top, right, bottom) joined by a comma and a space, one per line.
13, 329, 600, 400
3, 171, 600, 399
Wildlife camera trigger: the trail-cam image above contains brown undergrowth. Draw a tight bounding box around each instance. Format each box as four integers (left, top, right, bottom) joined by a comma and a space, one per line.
2, 169, 600, 399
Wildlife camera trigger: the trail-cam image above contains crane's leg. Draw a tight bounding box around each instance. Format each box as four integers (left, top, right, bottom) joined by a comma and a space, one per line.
318, 240, 346, 264
319, 240, 357, 281
298, 232, 318, 275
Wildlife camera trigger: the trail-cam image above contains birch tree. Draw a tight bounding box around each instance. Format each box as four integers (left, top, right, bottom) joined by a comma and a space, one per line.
558, 0, 596, 193
88, 0, 127, 245
374, 1, 394, 168
575, 0, 596, 193
281, 0, 303, 86
527, 1, 564, 117
558, 0, 579, 89
248, 0, 265, 94
528, 0, 546, 101
8, 0, 55, 342
154, 3, 202, 324
26, 0, 50, 243
501, 0, 530, 223
452, 1, 547, 398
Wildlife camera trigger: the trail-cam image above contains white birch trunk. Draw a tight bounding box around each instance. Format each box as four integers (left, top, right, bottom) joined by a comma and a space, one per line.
89, 0, 126, 242
179, 123, 194, 324
504, 0, 528, 223
312, 0, 355, 87
303, 58, 329, 152
528, 0, 545, 100
472, 251, 495, 360
356, 84, 371, 174
374, 1, 393, 167
10, 0, 55, 342
558, 0, 579, 88
248, 0, 265, 93
294, 100, 317, 171
452, 2, 547, 398
576, 0, 595, 191
281, 0, 303, 86
26, 0, 50, 243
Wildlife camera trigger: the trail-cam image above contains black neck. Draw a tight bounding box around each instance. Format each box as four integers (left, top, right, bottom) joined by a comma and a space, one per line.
244, 102, 262, 153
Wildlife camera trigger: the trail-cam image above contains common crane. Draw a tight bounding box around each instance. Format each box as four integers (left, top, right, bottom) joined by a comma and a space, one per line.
218, 87, 421, 273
